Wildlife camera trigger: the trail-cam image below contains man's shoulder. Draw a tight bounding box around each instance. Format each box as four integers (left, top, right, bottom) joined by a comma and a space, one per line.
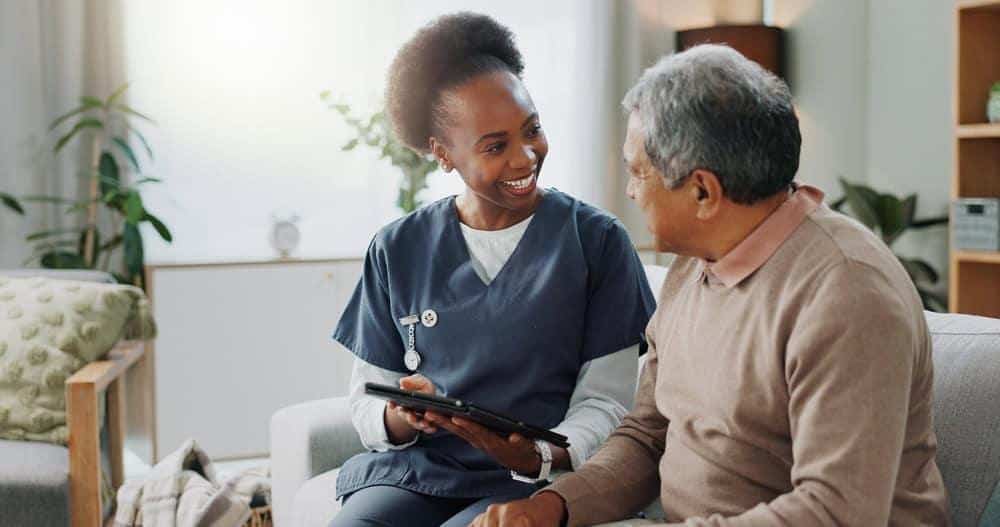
783, 206, 906, 279
777, 205, 924, 314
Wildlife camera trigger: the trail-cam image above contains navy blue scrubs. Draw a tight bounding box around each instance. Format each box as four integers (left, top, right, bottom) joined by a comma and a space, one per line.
332, 189, 655, 500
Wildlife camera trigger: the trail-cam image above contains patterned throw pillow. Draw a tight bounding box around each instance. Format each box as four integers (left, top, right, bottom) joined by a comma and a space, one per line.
0, 275, 155, 444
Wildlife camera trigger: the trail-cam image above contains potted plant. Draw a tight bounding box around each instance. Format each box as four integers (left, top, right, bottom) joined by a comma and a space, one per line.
4, 83, 171, 288
988, 81, 1000, 124
321, 91, 439, 214
831, 178, 949, 311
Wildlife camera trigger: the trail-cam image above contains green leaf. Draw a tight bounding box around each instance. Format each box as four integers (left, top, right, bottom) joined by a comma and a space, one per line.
40, 251, 87, 269
342, 138, 359, 151
26, 226, 89, 241
99, 152, 120, 197
122, 223, 145, 277
113, 104, 155, 124
143, 211, 173, 242
900, 195, 917, 227
899, 257, 939, 284
54, 118, 103, 153
838, 178, 880, 230
125, 122, 154, 160
133, 177, 163, 185
49, 99, 102, 130
80, 95, 104, 108
124, 191, 145, 224
911, 216, 949, 228
1, 192, 25, 214
112, 137, 141, 171
319, 90, 332, 100
876, 194, 905, 245
916, 287, 948, 312
105, 82, 131, 107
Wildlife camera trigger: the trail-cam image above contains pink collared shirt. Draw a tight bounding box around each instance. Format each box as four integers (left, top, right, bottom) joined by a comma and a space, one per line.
703, 184, 825, 287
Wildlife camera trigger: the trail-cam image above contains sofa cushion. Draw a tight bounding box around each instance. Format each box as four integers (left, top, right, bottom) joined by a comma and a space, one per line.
926, 311, 1000, 526
0, 275, 155, 444
0, 438, 69, 527
292, 468, 343, 527
980, 479, 1000, 527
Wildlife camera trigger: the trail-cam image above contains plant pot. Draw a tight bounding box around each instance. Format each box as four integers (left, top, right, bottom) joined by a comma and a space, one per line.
989, 87, 1000, 124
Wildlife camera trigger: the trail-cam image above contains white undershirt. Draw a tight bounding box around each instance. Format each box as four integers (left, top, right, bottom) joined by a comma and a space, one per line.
459, 214, 534, 285
347, 216, 639, 470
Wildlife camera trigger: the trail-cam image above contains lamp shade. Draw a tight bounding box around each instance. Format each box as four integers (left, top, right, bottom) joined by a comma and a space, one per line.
676, 25, 785, 82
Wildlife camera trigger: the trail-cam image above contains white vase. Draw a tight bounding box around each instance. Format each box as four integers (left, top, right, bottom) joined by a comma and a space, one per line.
989, 92, 1000, 124
713, 0, 764, 25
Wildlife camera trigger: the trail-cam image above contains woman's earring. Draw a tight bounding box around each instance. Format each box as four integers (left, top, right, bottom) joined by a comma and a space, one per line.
440, 161, 452, 173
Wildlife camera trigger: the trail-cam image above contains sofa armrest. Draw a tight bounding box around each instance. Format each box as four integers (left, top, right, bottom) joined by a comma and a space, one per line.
66, 340, 144, 527
270, 396, 365, 526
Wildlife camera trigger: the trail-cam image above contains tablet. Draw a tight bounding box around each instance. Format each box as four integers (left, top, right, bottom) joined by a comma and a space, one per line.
364, 382, 570, 449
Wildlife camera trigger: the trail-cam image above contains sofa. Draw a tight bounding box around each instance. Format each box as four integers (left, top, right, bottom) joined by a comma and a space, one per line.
0, 270, 148, 527
270, 265, 1000, 527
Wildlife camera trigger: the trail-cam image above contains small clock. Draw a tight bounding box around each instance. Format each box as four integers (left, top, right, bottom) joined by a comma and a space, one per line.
270, 214, 301, 258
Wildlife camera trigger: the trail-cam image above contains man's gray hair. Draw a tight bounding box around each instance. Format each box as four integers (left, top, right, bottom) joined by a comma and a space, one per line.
622, 44, 801, 205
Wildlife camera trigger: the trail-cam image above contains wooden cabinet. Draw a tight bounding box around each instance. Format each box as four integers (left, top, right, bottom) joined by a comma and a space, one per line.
146, 258, 362, 461
951, 0, 1000, 316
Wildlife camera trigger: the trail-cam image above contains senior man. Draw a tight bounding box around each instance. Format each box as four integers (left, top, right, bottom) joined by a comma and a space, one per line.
471, 44, 949, 526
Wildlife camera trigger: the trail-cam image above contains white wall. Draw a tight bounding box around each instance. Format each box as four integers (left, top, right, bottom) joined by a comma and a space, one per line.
866, 0, 953, 286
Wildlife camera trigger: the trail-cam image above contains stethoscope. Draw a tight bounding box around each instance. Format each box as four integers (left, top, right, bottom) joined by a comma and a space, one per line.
399, 309, 437, 371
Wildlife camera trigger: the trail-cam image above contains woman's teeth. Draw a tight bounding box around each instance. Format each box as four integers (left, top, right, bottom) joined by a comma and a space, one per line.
501, 174, 535, 190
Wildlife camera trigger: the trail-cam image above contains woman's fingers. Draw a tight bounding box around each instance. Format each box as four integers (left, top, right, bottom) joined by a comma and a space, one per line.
399, 374, 434, 394
397, 407, 437, 433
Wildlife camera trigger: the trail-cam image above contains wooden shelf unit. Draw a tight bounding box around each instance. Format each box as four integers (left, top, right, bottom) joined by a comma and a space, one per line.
951, 0, 1000, 317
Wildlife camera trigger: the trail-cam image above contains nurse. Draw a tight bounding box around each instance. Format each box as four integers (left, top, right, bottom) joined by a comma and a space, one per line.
330, 12, 656, 527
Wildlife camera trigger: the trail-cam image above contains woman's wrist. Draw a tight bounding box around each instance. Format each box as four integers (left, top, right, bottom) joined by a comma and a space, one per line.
550, 445, 571, 471
383, 404, 419, 445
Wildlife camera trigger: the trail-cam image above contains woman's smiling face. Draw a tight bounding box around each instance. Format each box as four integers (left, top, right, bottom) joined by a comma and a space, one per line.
430, 71, 548, 221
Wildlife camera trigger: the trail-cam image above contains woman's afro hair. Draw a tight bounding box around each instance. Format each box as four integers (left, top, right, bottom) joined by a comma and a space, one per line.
386, 12, 524, 153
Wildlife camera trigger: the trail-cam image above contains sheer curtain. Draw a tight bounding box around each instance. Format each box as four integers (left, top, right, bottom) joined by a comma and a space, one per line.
0, 0, 126, 268
119, 0, 637, 263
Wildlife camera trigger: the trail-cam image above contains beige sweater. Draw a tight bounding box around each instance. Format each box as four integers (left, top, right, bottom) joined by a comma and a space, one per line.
546, 194, 950, 526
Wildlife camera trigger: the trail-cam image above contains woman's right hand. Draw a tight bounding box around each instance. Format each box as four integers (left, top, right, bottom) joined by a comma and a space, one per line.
384, 375, 440, 441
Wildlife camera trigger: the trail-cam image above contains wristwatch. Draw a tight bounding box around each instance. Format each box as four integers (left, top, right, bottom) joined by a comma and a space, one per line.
511, 439, 553, 483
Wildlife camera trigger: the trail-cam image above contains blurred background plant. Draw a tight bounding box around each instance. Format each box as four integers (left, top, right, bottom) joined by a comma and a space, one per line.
831, 177, 949, 311
1, 83, 172, 289
322, 91, 439, 214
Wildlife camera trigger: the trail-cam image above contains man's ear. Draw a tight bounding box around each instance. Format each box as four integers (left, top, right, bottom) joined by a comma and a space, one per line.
429, 137, 452, 172
690, 169, 724, 220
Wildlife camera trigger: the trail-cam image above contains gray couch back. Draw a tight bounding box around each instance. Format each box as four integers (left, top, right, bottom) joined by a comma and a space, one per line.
926, 311, 1000, 526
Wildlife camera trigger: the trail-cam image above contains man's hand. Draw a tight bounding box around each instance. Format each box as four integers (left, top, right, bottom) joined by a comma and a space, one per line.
425, 414, 541, 475
469, 491, 567, 527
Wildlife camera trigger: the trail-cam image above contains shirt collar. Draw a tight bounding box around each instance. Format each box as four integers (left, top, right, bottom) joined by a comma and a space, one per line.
702, 184, 825, 288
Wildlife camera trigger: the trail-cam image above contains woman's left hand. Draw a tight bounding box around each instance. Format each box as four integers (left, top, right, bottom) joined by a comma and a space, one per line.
423, 414, 541, 476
